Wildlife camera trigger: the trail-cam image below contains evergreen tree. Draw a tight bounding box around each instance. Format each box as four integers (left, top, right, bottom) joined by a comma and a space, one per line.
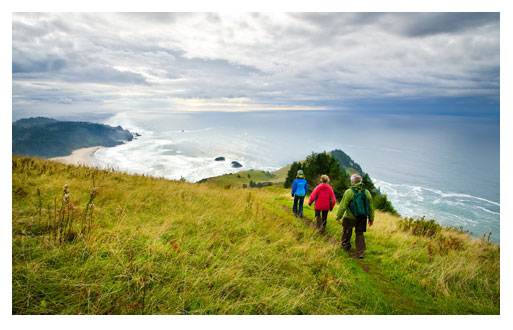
332, 175, 350, 201
362, 172, 378, 196
373, 194, 399, 215
284, 161, 303, 188
289, 151, 349, 200
302, 151, 342, 191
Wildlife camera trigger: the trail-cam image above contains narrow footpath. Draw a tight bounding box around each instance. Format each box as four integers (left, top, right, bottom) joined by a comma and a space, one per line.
279, 203, 420, 314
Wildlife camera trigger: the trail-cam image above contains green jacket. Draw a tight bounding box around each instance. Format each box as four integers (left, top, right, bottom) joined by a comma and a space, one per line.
336, 182, 375, 222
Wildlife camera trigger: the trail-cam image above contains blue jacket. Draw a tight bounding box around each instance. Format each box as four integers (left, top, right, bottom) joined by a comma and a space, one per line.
292, 178, 308, 196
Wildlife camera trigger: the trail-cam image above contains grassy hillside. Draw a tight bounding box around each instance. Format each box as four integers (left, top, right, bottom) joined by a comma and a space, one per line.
198, 165, 290, 187
12, 156, 499, 314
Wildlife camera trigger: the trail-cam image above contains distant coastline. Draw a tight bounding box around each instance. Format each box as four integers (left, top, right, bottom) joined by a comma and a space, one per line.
12, 116, 133, 158
50, 146, 102, 167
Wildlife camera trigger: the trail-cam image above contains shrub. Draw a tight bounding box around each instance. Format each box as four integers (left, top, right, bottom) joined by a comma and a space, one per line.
399, 216, 441, 238
436, 235, 464, 255
373, 194, 399, 215
249, 181, 273, 188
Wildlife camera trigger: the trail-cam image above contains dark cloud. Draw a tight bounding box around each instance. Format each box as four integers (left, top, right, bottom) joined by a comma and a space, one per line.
296, 12, 384, 31
383, 12, 499, 37
13, 58, 66, 73
116, 12, 184, 24
13, 57, 70, 74
65, 66, 149, 85
14, 62, 148, 85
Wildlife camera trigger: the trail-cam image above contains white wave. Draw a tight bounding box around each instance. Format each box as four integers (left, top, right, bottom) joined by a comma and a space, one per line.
373, 178, 500, 207
91, 117, 281, 183
102, 112, 151, 135
373, 177, 499, 237
474, 205, 500, 216
421, 187, 500, 207
95, 147, 254, 182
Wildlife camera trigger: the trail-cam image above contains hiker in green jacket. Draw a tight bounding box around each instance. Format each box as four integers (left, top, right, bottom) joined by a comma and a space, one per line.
336, 174, 375, 258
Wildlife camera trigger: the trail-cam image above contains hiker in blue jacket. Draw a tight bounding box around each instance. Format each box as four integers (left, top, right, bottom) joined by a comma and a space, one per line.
291, 170, 308, 218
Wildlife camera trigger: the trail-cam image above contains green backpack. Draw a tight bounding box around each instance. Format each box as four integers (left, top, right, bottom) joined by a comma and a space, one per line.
350, 187, 369, 219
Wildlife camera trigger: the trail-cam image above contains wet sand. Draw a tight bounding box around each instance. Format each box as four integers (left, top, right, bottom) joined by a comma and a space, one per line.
50, 146, 102, 167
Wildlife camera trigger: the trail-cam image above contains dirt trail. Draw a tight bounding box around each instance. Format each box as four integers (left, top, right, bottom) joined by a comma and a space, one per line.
279, 203, 419, 314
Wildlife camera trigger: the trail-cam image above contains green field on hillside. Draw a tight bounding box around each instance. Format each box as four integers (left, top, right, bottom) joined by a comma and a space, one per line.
198, 165, 290, 187
12, 156, 499, 314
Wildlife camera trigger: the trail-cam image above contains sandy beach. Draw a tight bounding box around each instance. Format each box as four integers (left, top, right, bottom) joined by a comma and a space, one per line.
50, 146, 102, 167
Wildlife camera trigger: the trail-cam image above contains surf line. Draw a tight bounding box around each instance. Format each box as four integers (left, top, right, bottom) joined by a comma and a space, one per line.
373, 179, 500, 207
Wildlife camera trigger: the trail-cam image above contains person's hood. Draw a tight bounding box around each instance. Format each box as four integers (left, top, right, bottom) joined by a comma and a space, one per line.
318, 183, 330, 190
352, 182, 365, 189
296, 175, 305, 179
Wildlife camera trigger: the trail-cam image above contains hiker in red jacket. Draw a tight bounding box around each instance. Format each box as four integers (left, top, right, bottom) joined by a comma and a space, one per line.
308, 175, 336, 233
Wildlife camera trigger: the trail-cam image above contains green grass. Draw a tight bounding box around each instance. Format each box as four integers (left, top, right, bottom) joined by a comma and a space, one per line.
12, 156, 499, 314
198, 165, 290, 188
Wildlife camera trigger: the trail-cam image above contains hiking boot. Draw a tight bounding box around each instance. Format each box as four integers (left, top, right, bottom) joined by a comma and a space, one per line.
358, 254, 364, 259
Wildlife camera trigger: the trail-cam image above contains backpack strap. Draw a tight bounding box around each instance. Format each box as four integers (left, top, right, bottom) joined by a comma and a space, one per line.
351, 187, 365, 193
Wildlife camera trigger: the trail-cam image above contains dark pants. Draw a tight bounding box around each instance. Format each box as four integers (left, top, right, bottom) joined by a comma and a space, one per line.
292, 195, 305, 218
315, 210, 329, 233
341, 217, 367, 254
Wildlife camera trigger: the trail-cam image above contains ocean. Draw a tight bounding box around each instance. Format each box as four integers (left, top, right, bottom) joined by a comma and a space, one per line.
91, 110, 500, 242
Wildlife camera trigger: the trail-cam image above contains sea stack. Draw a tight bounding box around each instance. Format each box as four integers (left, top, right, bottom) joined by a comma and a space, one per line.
215, 157, 225, 161
231, 161, 243, 168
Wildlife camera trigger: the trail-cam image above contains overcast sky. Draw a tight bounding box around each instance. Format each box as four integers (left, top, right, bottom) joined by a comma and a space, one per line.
12, 12, 500, 119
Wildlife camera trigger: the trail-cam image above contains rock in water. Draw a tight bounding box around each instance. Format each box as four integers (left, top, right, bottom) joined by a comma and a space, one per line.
215, 157, 225, 161
231, 161, 243, 168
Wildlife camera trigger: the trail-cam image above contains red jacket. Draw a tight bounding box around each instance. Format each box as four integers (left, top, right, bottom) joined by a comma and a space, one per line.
308, 184, 336, 211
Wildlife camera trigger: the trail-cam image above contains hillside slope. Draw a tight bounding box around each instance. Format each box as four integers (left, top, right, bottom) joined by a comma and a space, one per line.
198, 166, 290, 186
330, 149, 363, 175
12, 117, 133, 158
12, 156, 499, 314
